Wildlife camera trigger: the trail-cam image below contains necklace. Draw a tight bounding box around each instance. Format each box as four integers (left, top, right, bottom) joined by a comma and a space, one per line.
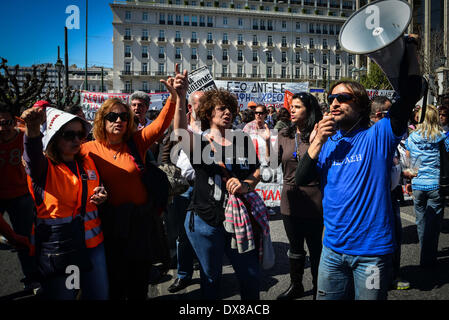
329, 117, 363, 142
111, 144, 123, 160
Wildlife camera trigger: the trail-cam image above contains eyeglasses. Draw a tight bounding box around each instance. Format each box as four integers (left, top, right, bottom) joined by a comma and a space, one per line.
327, 93, 354, 105
255, 111, 266, 116
60, 130, 87, 141
0, 119, 14, 126
104, 112, 130, 122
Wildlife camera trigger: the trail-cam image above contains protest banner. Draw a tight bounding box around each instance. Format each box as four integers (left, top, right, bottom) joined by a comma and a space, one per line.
366, 89, 396, 100
187, 66, 217, 94
255, 183, 282, 207
215, 80, 308, 110
80, 91, 170, 121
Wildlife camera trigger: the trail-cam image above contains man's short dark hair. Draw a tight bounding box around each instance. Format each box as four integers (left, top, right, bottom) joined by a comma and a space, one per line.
370, 96, 392, 116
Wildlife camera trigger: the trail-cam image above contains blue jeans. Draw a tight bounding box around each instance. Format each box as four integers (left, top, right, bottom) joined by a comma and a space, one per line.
0, 193, 37, 282
317, 245, 393, 300
413, 189, 443, 267
185, 211, 260, 300
41, 242, 109, 300
169, 187, 195, 280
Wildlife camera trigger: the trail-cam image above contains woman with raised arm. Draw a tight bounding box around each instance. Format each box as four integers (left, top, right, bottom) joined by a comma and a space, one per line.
21, 106, 108, 300
174, 79, 265, 299
80, 69, 187, 300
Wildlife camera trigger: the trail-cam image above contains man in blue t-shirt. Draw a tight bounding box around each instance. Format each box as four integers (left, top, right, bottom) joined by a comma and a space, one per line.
295, 36, 423, 300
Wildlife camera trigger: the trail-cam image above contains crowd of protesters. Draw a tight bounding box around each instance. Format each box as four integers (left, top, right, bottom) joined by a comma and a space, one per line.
1, 35, 449, 301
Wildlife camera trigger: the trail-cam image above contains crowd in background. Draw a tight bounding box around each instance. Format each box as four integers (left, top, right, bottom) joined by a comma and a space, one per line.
2, 50, 449, 300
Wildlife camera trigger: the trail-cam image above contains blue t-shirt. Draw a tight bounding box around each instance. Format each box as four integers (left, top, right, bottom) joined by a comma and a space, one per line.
317, 117, 400, 256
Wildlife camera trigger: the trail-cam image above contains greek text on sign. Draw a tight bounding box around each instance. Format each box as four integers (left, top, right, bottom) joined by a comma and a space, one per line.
187, 66, 217, 94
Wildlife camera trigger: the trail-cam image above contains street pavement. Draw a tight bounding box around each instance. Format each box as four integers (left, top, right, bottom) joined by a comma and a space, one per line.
1, 200, 449, 301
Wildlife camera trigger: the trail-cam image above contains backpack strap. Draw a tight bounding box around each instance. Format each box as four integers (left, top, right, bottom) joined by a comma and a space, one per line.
76, 159, 88, 219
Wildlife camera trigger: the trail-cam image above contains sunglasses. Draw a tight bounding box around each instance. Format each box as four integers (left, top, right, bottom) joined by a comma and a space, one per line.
60, 130, 86, 141
327, 93, 354, 105
104, 112, 130, 122
0, 119, 14, 126
255, 111, 266, 115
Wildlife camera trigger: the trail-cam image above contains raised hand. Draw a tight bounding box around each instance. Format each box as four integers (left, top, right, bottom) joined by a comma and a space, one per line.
20, 107, 45, 137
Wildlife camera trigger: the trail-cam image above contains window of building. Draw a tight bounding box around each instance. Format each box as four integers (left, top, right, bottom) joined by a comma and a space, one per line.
282, 51, 287, 63
142, 63, 148, 73
238, 49, 243, 61
309, 38, 314, 48
238, 18, 243, 26
260, 19, 265, 30
309, 67, 314, 78
159, 46, 165, 56
175, 47, 181, 59
323, 54, 328, 64
200, 15, 205, 26
296, 22, 301, 31
176, 15, 182, 25
336, 54, 341, 65
323, 38, 328, 49
309, 53, 314, 63
336, 68, 340, 79
175, 30, 181, 40
192, 64, 197, 71
223, 33, 228, 41
282, 36, 287, 47
267, 20, 273, 30
237, 65, 243, 77
207, 65, 212, 74
125, 11, 131, 20
349, 54, 354, 65
159, 30, 165, 39
296, 52, 301, 62
125, 62, 131, 72
159, 13, 165, 24
295, 67, 300, 78
253, 50, 258, 61
281, 66, 287, 78
222, 65, 228, 76
309, 23, 314, 33
125, 80, 131, 91
207, 48, 213, 59
142, 12, 148, 21
296, 37, 301, 46
125, 45, 131, 57
238, 34, 243, 43
142, 46, 148, 58
252, 65, 258, 77
142, 81, 148, 92
282, 21, 287, 30
223, 16, 228, 25
142, 29, 148, 39
253, 19, 258, 29
158, 63, 165, 75
267, 66, 272, 78
192, 31, 197, 41
191, 16, 197, 26
268, 35, 273, 46
207, 32, 213, 42
207, 16, 213, 27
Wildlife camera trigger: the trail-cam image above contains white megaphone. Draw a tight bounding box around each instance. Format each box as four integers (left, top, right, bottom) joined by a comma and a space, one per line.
339, 0, 414, 92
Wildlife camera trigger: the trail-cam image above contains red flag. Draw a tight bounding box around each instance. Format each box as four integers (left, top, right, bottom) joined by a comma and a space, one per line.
284, 90, 293, 112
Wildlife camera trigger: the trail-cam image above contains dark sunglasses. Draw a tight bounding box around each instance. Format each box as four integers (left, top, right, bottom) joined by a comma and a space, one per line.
255, 111, 266, 115
61, 130, 87, 141
0, 119, 14, 126
327, 93, 354, 105
104, 112, 130, 122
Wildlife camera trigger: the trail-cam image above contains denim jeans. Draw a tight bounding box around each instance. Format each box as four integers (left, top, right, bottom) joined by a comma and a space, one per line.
185, 211, 260, 300
0, 193, 37, 282
317, 245, 393, 300
413, 189, 444, 267
41, 242, 109, 300
169, 187, 195, 280
391, 192, 402, 279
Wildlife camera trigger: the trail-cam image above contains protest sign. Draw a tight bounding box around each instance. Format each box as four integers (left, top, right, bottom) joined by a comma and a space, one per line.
80, 91, 170, 121
187, 66, 217, 94
215, 80, 308, 109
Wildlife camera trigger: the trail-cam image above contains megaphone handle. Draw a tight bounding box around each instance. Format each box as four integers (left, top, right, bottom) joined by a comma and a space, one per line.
419, 80, 428, 124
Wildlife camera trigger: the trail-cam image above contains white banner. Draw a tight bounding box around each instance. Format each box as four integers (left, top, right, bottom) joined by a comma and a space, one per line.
366, 89, 396, 100
80, 91, 170, 121
215, 80, 309, 109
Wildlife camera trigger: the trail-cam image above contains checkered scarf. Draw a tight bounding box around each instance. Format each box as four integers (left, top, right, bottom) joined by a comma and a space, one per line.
224, 191, 270, 261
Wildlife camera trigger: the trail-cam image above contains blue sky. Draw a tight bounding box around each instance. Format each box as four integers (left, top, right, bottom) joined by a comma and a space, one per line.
0, 0, 113, 68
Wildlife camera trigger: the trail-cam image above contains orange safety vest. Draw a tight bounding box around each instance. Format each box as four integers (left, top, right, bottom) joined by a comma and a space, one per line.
28, 156, 104, 251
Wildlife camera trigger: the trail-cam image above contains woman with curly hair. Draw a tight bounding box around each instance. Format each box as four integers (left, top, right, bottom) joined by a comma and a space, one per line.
174, 87, 263, 300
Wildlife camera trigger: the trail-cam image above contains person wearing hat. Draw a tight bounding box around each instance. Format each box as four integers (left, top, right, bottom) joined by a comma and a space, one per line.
21, 106, 109, 300
247, 101, 257, 111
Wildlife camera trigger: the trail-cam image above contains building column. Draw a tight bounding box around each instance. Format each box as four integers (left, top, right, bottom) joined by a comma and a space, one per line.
424, 0, 431, 61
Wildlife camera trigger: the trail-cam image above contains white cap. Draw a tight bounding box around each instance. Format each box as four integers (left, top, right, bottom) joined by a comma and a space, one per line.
42, 107, 92, 151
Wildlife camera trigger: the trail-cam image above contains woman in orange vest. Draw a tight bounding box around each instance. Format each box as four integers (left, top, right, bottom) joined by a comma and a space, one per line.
80, 69, 187, 299
21, 106, 109, 300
